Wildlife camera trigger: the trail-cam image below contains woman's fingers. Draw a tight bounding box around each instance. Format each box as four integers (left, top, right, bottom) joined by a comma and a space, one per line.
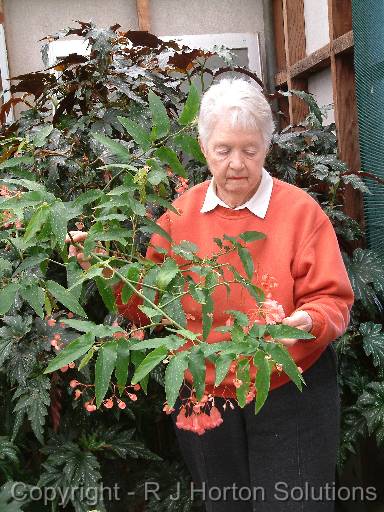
65, 231, 88, 244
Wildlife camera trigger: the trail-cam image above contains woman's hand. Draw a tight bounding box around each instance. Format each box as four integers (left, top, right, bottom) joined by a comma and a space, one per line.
278, 310, 313, 347
65, 231, 107, 270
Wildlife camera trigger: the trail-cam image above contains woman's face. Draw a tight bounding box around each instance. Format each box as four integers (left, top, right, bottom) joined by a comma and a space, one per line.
200, 117, 267, 208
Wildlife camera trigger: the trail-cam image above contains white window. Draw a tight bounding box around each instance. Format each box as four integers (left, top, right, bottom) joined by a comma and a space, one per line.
46, 39, 91, 69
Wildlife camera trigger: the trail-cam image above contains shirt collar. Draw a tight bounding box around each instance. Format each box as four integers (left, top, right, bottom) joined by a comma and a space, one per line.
200, 168, 273, 219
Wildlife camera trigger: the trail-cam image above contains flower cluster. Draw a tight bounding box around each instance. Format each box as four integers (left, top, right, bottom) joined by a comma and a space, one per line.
175, 176, 189, 195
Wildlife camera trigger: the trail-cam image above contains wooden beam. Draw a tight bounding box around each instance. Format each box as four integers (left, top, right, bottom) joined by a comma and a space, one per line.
282, 0, 308, 124
328, 0, 352, 39
332, 30, 354, 56
274, 31, 354, 86
272, 0, 286, 72
136, 0, 150, 32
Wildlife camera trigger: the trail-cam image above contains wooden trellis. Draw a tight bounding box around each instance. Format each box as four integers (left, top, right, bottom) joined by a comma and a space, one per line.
272, 0, 363, 225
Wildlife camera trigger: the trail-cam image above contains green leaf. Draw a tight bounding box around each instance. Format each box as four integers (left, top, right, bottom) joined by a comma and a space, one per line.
20, 285, 45, 318
172, 240, 199, 261
131, 345, 168, 384
95, 341, 118, 407
225, 310, 249, 327
188, 346, 206, 400
0, 258, 12, 278
44, 333, 95, 374
357, 382, 384, 446
238, 246, 254, 280
130, 335, 185, 351
66, 259, 83, 302
0, 283, 20, 315
238, 231, 266, 243
253, 351, 271, 414
156, 258, 179, 290
92, 132, 131, 162
78, 346, 96, 371
266, 324, 314, 340
120, 264, 141, 303
23, 204, 50, 242
148, 91, 170, 140
12, 375, 51, 443
214, 353, 233, 387
165, 352, 189, 408
236, 358, 251, 408
49, 201, 68, 248
46, 280, 87, 317
33, 124, 53, 147
115, 339, 131, 393
266, 344, 305, 390
140, 216, 172, 243
178, 84, 200, 125
202, 294, 214, 341
95, 276, 117, 313
344, 249, 384, 308
60, 319, 123, 338
154, 147, 187, 178
360, 322, 384, 368
0, 156, 34, 169
174, 133, 206, 162
117, 116, 151, 151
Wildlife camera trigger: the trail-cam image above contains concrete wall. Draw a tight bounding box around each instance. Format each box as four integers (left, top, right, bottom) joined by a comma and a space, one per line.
303, 0, 329, 54
308, 67, 334, 125
4, 0, 265, 80
3, 0, 138, 77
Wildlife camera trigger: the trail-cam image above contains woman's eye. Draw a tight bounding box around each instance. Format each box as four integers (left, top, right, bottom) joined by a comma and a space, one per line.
216, 149, 230, 155
245, 150, 257, 156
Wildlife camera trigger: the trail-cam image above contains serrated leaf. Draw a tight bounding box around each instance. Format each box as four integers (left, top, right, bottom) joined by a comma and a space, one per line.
178, 83, 200, 125
360, 322, 384, 367
46, 280, 87, 317
202, 294, 213, 341
140, 217, 172, 243
78, 346, 96, 371
0, 156, 34, 169
92, 132, 131, 162
253, 351, 271, 414
95, 276, 117, 313
33, 124, 53, 147
20, 285, 45, 318
236, 358, 250, 408
0, 283, 20, 315
214, 353, 233, 387
238, 231, 266, 242
44, 332, 95, 373
357, 382, 384, 446
49, 201, 68, 248
23, 204, 50, 242
148, 91, 170, 140
117, 116, 151, 151
95, 341, 118, 407
266, 324, 314, 340
266, 344, 305, 390
344, 249, 384, 307
131, 345, 168, 384
156, 258, 179, 290
154, 147, 186, 178
60, 319, 123, 338
115, 339, 131, 393
165, 352, 189, 408
130, 335, 185, 351
188, 347, 206, 400
238, 246, 254, 280
225, 310, 249, 327
174, 134, 206, 163
12, 375, 50, 443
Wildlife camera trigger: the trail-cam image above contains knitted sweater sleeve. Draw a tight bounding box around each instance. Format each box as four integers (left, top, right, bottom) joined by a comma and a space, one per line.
114, 212, 171, 322
292, 216, 354, 347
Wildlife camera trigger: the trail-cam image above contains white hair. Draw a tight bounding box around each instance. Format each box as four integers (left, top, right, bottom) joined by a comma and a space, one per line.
198, 78, 274, 150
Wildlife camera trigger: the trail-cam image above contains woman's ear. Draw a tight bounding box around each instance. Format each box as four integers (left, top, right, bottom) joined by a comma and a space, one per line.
198, 137, 207, 158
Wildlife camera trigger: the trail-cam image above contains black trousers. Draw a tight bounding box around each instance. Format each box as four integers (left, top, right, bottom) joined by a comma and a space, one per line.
171, 344, 340, 512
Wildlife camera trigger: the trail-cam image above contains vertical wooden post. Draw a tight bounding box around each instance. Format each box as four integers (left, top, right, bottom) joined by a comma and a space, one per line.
328, 0, 364, 227
136, 0, 151, 32
282, 0, 308, 124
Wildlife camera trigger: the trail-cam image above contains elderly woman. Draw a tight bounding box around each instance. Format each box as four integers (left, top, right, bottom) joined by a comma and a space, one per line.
71, 78, 354, 512
120, 78, 354, 512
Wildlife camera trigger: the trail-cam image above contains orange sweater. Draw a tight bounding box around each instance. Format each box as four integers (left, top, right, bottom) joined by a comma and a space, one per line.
116, 178, 354, 398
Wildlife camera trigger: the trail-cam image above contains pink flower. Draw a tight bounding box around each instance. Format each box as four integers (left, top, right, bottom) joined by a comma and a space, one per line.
262, 299, 285, 325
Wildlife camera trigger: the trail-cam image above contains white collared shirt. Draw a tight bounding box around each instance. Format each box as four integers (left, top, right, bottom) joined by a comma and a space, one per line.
200, 168, 273, 219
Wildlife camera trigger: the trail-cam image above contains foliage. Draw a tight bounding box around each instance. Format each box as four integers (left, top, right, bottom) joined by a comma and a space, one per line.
265, 91, 384, 477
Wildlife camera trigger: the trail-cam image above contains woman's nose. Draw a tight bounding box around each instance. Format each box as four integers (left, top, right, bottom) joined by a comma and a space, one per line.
229, 151, 244, 170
